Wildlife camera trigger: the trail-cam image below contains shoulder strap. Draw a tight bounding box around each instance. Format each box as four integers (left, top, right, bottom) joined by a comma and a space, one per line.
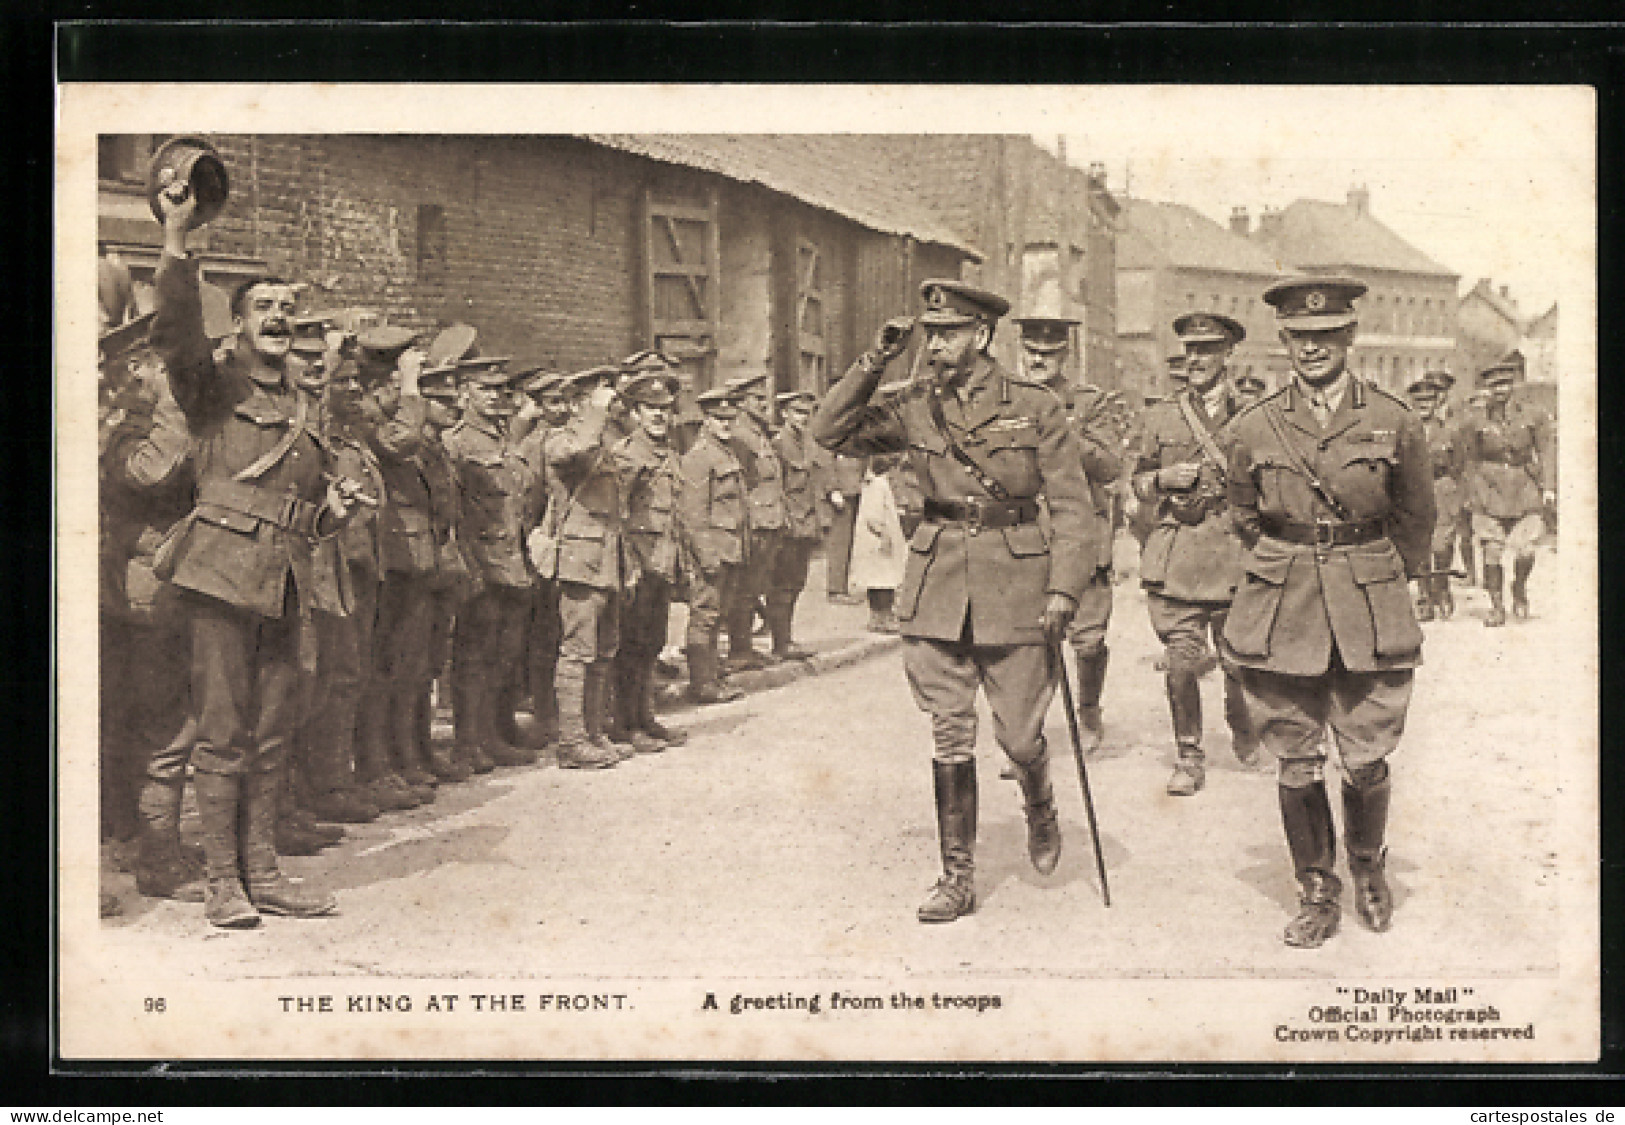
924, 389, 1011, 501
234, 388, 309, 482
1260, 400, 1351, 521
1176, 392, 1229, 475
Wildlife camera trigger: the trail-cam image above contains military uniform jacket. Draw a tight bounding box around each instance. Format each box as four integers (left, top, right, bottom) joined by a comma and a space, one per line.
728, 413, 788, 532
811, 352, 1098, 647
149, 251, 344, 620
773, 423, 833, 541
1062, 382, 1124, 573
100, 372, 194, 621
1454, 398, 1554, 520
513, 418, 557, 532
677, 435, 748, 574
1422, 413, 1465, 527
443, 414, 536, 590
1131, 389, 1245, 603
543, 417, 625, 591
326, 422, 386, 577
1222, 378, 1436, 676
613, 428, 682, 584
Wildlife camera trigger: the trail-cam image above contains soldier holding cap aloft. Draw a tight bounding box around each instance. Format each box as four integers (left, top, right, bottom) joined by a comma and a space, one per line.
813, 279, 1100, 924
1014, 312, 1121, 758
444, 356, 541, 773
1133, 310, 1257, 797
1455, 354, 1555, 626
536, 366, 630, 769
678, 388, 751, 705
148, 175, 348, 927
1222, 275, 1435, 949
768, 390, 830, 661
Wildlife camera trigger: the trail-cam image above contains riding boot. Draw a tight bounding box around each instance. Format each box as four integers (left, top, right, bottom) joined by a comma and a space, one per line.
1012, 751, 1062, 875
917, 758, 978, 923
1483, 563, 1507, 627
638, 659, 687, 744
1165, 671, 1206, 795
1511, 556, 1535, 619
1073, 647, 1108, 755
555, 661, 618, 769
1343, 768, 1394, 932
1223, 666, 1259, 766
194, 770, 258, 929
133, 777, 206, 902
686, 645, 741, 705
1278, 781, 1342, 948
239, 769, 337, 918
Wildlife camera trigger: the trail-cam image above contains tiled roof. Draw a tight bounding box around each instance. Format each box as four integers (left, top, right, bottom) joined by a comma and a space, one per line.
584, 134, 981, 259
1259, 199, 1455, 277
1118, 198, 1287, 276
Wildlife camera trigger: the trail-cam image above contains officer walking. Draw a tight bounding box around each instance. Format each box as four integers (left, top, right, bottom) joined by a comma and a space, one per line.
812, 279, 1099, 924
1133, 312, 1257, 796
1455, 355, 1556, 626
1013, 313, 1121, 756
609, 371, 690, 752
1406, 373, 1463, 621
1222, 276, 1435, 948
679, 388, 751, 705
149, 185, 347, 927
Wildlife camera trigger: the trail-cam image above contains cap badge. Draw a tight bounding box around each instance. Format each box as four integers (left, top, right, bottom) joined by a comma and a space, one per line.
926, 286, 947, 309
1305, 291, 1327, 311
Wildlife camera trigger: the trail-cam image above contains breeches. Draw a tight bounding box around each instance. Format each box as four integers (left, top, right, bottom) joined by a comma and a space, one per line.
769, 537, 816, 604
558, 581, 619, 664
686, 565, 738, 648
903, 636, 1057, 766
1146, 593, 1230, 676
1238, 661, 1413, 787
1473, 512, 1543, 566
620, 575, 672, 657
1066, 570, 1114, 658
183, 588, 302, 777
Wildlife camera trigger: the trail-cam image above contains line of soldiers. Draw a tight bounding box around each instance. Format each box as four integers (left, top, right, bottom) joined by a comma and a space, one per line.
98, 186, 834, 926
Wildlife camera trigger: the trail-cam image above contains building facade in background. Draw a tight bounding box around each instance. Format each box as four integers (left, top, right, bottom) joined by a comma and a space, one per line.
1458, 277, 1559, 389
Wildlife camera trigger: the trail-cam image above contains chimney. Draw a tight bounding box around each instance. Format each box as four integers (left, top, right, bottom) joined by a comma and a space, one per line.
1348, 184, 1370, 216
1258, 206, 1283, 239
1087, 161, 1106, 186
1229, 206, 1250, 236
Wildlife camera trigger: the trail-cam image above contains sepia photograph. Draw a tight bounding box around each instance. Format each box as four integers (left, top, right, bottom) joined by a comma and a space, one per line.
55, 81, 1598, 1064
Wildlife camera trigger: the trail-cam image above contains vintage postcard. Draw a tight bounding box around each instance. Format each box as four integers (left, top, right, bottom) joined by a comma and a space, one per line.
56, 83, 1598, 1063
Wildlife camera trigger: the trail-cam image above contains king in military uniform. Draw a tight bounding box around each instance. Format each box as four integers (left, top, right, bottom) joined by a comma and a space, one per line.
1222, 276, 1436, 948
812, 279, 1100, 924
1132, 310, 1257, 796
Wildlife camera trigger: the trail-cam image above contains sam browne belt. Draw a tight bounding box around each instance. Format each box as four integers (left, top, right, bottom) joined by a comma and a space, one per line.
923, 497, 1040, 529
1259, 513, 1386, 547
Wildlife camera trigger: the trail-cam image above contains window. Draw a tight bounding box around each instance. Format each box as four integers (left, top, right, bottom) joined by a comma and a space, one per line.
416, 204, 448, 285
795, 238, 827, 391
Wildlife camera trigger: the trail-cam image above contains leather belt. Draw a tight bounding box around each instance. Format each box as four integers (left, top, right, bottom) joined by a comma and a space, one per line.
198, 478, 323, 537
924, 497, 1040, 530
1260, 513, 1386, 548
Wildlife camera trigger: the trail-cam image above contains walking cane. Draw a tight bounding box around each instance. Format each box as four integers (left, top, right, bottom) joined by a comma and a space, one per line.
1052, 642, 1111, 906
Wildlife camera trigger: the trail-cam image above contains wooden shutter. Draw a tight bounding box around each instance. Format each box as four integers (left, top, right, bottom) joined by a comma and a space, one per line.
640, 186, 720, 412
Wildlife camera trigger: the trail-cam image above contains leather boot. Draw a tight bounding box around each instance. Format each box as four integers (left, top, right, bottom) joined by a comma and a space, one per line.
133, 778, 206, 902
637, 660, 687, 744
240, 769, 337, 918
687, 645, 741, 705
1483, 564, 1507, 627
1165, 671, 1205, 795
1074, 648, 1108, 756
1511, 556, 1534, 619
194, 770, 259, 929
587, 663, 633, 761
1344, 769, 1394, 932
1013, 752, 1062, 876
555, 661, 618, 769
390, 682, 439, 790
1279, 782, 1342, 948
918, 759, 978, 923
1223, 668, 1259, 767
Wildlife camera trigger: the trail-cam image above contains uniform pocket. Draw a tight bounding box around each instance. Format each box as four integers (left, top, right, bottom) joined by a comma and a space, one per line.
1001, 522, 1048, 558
1350, 544, 1424, 657
195, 505, 261, 536
1224, 550, 1293, 657
895, 523, 943, 620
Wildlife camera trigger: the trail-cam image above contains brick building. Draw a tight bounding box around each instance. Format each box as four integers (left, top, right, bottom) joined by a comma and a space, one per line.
1115, 198, 1290, 403
1458, 277, 1559, 389
1251, 187, 1459, 397
96, 133, 977, 416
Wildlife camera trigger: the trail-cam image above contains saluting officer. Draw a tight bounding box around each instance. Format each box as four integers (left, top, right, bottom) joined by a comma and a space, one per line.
1222, 276, 1435, 949
1133, 311, 1257, 797
539, 367, 629, 769
678, 388, 750, 705
1455, 355, 1555, 625
768, 390, 830, 661
609, 371, 690, 753
812, 279, 1099, 924
1013, 313, 1121, 756
149, 186, 348, 927
443, 356, 539, 773
722, 372, 788, 671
